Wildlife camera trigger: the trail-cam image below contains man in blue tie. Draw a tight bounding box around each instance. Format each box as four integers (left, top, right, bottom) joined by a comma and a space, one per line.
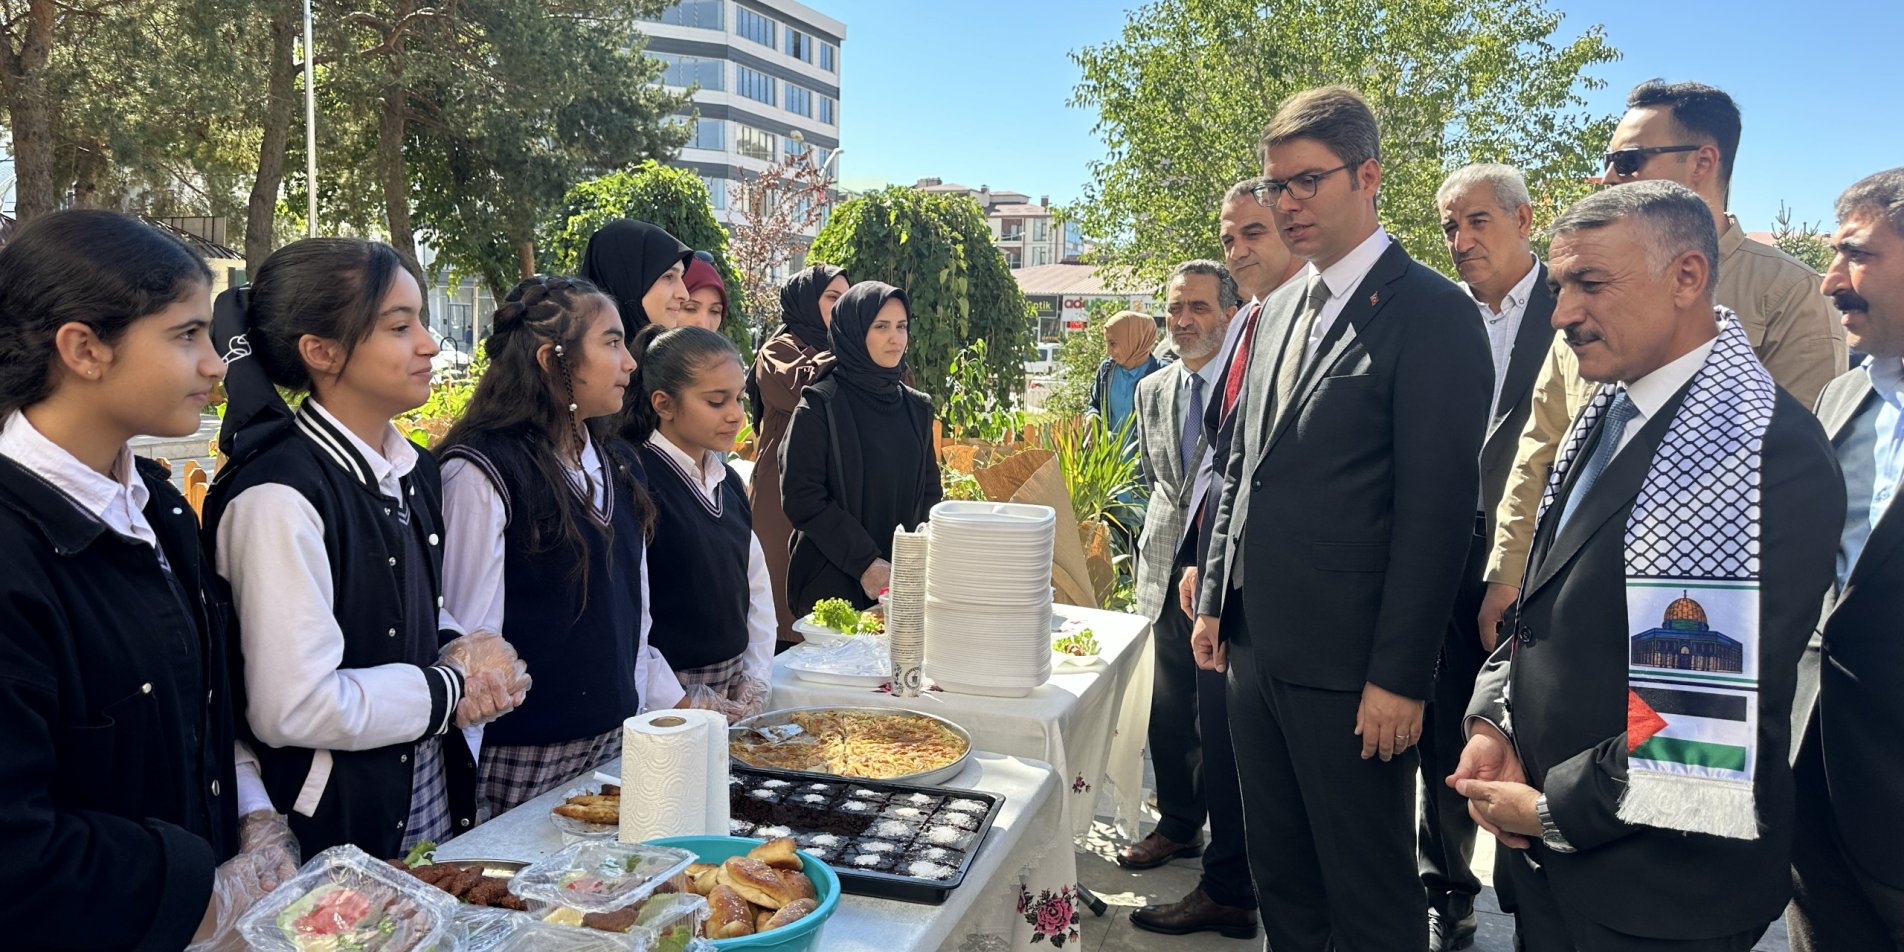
1787, 166, 1904, 951
1455, 181, 1842, 950
1121, 260, 1252, 938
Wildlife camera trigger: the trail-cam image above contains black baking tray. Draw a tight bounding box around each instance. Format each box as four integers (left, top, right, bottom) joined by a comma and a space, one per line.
728, 766, 1005, 904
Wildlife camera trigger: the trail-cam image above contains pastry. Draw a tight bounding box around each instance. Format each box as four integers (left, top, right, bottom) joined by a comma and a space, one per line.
707, 884, 756, 939
747, 836, 803, 870
763, 897, 818, 931
720, 855, 793, 909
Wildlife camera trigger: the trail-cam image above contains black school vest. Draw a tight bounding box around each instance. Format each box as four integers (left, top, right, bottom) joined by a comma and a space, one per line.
439, 429, 647, 747
202, 408, 476, 858
636, 441, 752, 670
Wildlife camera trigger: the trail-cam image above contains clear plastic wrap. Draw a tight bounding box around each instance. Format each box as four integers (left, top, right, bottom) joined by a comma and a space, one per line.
508, 841, 697, 914
237, 844, 461, 952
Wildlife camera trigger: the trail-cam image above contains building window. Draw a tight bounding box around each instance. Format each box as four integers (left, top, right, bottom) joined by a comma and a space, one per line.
736, 65, 775, 107
655, 53, 724, 91
736, 124, 775, 161
820, 42, 836, 72
704, 177, 727, 210
645, 0, 723, 29
786, 28, 812, 63
783, 136, 805, 160
812, 147, 830, 172
1030, 246, 1049, 266
785, 84, 811, 117
1004, 248, 1022, 268
1000, 218, 1025, 241
736, 7, 774, 47
686, 118, 723, 150
818, 95, 835, 125
1032, 217, 1049, 242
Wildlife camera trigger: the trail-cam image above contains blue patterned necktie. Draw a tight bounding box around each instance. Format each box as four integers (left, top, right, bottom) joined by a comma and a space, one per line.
1181, 372, 1205, 471
1558, 390, 1637, 531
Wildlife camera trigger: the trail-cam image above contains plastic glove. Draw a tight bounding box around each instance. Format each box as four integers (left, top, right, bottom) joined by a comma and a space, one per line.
186, 811, 303, 951
680, 683, 727, 714
728, 676, 771, 721
441, 630, 531, 726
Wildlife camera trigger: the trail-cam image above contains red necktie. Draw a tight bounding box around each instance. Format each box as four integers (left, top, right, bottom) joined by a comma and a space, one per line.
1219, 302, 1261, 424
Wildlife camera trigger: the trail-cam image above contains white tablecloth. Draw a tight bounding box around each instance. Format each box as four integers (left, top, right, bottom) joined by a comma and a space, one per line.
434, 752, 1067, 952
771, 604, 1154, 948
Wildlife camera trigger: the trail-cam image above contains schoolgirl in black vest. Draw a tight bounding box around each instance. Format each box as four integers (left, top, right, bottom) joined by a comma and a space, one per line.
0, 210, 299, 950
202, 239, 528, 859
624, 325, 776, 719
438, 276, 683, 816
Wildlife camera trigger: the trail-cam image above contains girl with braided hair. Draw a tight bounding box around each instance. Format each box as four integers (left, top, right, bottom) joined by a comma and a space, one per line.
203, 237, 528, 858
437, 275, 683, 816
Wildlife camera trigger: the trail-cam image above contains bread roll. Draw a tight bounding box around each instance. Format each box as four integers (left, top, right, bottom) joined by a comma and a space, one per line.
707, 884, 757, 938
748, 836, 803, 870
721, 855, 793, 909
764, 897, 818, 931
777, 868, 817, 904
754, 907, 775, 932
687, 862, 721, 897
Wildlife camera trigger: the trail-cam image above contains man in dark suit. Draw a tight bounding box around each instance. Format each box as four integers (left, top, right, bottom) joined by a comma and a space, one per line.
1786, 166, 1904, 951
1120, 260, 1255, 938
1190, 86, 1493, 951
1422, 163, 1557, 951
1455, 181, 1841, 950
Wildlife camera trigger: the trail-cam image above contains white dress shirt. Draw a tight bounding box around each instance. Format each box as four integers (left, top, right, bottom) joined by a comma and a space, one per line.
643, 431, 777, 684
1613, 336, 1719, 458
1467, 255, 1542, 414
1, 410, 272, 816
438, 433, 688, 723
1302, 227, 1393, 366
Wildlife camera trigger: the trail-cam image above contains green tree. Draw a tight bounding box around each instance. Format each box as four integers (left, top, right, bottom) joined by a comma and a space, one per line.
1771, 201, 1836, 274
539, 160, 750, 355
807, 186, 1034, 411
1067, 0, 1620, 288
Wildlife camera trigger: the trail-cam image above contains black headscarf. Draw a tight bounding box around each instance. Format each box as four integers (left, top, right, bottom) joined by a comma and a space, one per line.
579, 219, 693, 330
745, 264, 847, 427
824, 281, 910, 396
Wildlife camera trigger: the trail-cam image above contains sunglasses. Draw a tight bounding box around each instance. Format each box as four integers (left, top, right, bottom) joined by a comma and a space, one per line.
1601, 145, 1700, 178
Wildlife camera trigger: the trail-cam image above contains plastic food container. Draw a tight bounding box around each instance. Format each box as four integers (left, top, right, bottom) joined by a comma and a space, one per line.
510, 841, 697, 914
646, 835, 841, 951
239, 844, 461, 952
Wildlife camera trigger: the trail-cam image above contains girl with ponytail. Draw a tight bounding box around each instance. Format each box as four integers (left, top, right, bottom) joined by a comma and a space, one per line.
202, 238, 528, 858
437, 276, 682, 815
625, 324, 776, 721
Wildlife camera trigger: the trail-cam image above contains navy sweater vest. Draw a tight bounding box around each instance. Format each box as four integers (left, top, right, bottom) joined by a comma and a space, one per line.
636, 441, 752, 671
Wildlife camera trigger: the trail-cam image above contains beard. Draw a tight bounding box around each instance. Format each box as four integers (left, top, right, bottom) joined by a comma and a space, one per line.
1170, 330, 1221, 362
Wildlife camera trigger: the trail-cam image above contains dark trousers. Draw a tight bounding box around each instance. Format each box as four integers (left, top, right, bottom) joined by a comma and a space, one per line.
1225, 595, 1423, 952
1787, 725, 1904, 950
1147, 563, 1257, 910
1419, 522, 1490, 915
1507, 852, 1764, 951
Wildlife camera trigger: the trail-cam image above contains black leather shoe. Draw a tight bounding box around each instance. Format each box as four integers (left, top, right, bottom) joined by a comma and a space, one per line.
1428, 900, 1479, 951
1130, 887, 1259, 939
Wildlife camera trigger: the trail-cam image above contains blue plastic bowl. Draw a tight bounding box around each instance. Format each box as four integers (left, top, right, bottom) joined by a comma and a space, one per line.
647, 835, 841, 951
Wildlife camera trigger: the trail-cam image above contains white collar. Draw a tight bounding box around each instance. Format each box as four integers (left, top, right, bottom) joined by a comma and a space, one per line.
0, 409, 150, 535
1625, 335, 1719, 423
1467, 254, 1542, 320
1864, 355, 1904, 401
645, 429, 723, 492
1310, 227, 1391, 301
1179, 352, 1223, 391
301, 398, 416, 493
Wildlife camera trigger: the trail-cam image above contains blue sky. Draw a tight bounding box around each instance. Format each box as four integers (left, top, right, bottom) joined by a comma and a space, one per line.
827, 0, 1901, 236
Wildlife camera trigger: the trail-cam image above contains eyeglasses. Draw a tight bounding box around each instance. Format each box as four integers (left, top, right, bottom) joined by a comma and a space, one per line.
1601, 145, 1700, 178
1250, 164, 1352, 206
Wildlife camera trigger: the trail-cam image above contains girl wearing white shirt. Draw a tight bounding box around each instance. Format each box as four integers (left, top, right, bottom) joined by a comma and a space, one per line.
438, 276, 684, 816
203, 238, 527, 857
624, 325, 776, 720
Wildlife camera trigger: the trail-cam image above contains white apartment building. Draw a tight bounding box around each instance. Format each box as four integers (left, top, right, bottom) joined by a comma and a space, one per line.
639, 0, 845, 231
913, 179, 1083, 269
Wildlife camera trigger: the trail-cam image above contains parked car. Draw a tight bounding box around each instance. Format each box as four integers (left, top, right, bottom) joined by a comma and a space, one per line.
1024, 342, 1059, 376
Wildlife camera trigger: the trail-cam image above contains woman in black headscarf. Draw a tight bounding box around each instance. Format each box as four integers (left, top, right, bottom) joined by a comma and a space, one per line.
747, 265, 848, 644
580, 219, 695, 330
778, 281, 940, 618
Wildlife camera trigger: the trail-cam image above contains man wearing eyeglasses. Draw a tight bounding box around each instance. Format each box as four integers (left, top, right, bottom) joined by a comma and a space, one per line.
1190, 86, 1491, 952
1479, 79, 1846, 694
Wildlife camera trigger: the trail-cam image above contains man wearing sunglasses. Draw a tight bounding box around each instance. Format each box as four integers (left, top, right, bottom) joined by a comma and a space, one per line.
1480, 79, 1845, 700
1190, 85, 1491, 952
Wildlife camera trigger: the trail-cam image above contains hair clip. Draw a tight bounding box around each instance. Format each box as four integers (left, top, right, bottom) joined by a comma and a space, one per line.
553, 344, 566, 357
567, 402, 578, 412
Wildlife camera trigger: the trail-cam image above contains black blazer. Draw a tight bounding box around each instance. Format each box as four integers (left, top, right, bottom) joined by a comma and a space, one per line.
1479, 263, 1558, 540
1794, 369, 1904, 890
1470, 382, 1841, 939
1197, 240, 1493, 699
0, 456, 241, 951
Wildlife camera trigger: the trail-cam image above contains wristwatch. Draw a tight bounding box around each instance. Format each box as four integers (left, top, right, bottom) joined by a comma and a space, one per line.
1534, 794, 1576, 853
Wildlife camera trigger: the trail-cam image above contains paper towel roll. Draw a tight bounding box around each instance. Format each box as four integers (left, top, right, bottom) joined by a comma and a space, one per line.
618, 709, 730, 843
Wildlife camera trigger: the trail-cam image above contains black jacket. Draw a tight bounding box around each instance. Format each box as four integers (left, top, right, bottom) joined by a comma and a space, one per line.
779, 376, 940, 616
1471, 383, 1841, 939
1479, 264, 1558, 540
1794, 369, 1904, 890
1198, 240, 1494, 699
0, 455, 240, 951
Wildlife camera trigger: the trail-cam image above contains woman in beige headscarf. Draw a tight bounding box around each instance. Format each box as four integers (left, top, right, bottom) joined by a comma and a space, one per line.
1088, 310, 1164, 436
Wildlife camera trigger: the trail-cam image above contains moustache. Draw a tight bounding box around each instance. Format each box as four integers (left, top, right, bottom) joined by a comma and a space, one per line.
1563, 329, 1600, 346
1832, 290, 1870, 313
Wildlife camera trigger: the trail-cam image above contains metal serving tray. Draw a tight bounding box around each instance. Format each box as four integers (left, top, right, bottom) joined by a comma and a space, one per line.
728, 705, 974, 786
